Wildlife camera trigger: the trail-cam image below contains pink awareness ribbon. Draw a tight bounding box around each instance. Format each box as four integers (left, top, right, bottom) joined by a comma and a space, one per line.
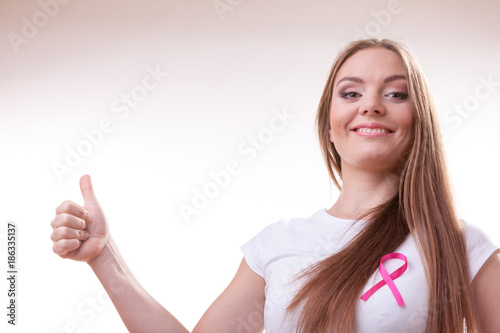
360, 252, 407, 307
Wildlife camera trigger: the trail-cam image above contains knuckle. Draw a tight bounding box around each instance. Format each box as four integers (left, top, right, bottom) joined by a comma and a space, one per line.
51, 217, 59, 229
62, 200, 73, 208
53, 215, 64, 228
52, 242, 64, 256
56, 201, 68, 214
52, 228, 63, 241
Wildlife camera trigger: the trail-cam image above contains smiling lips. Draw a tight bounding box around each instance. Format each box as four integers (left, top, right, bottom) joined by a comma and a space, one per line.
351, 122, 394, 137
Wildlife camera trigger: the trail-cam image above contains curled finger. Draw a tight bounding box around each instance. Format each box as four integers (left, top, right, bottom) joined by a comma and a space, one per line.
53, 239, 81, 257
55, 200, 89, 221
52, 213, 87, 230
51, 227, 90, 242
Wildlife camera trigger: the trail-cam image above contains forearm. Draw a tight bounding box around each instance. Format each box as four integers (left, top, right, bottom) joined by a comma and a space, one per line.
89, 237, 189, 333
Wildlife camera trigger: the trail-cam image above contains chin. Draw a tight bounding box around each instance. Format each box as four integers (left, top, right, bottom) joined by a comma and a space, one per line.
352, 154, 401, 172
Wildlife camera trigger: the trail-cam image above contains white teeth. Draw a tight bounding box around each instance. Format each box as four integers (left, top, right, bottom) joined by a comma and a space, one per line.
355, 128, 390, 133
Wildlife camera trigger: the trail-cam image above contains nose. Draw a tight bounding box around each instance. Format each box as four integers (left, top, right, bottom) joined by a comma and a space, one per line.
358, 94, 386, 116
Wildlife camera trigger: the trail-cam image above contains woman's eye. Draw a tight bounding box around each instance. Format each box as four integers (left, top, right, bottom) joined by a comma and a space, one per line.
340, 91, 361, 99
386, 91, 409, 100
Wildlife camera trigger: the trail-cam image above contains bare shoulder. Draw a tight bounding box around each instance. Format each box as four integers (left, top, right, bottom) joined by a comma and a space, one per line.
193, 258, 265, 333
472, 249, 500, 333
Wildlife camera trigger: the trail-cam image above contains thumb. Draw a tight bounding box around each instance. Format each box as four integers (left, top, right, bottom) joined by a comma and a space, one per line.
80, 174, 98, 206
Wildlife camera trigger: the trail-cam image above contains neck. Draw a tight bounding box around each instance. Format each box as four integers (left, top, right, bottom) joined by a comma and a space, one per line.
328, 165, 400, 220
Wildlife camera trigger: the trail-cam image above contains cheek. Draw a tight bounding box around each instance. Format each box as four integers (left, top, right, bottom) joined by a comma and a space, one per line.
400, 111, 414, 133
328, 106, 349, 143
397, 110, 415, 148
391, 102, 414, 130
328, 119, 344, 143
403, 102, 414, 123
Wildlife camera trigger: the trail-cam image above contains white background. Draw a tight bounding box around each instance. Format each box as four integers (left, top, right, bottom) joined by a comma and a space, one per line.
1, 0, 499, 332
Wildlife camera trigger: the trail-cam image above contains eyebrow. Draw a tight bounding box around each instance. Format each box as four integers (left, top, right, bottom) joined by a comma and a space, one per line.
384, 74, 407, 83
335, 74, 407, 86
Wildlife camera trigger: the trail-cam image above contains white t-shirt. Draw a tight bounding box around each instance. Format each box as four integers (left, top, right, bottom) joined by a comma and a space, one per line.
241, 208, 498, 333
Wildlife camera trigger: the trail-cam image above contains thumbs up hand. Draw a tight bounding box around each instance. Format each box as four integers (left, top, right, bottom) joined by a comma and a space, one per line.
51, 175, 109, 263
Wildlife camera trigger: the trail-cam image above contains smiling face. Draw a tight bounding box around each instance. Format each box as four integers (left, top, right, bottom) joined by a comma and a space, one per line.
328, 47, 414, 173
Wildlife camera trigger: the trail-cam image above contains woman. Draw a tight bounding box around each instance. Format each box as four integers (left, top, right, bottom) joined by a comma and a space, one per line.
50, 39, 500, 332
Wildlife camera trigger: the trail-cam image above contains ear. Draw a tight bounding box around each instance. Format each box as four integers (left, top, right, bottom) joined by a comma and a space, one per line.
328, 128, 334, 143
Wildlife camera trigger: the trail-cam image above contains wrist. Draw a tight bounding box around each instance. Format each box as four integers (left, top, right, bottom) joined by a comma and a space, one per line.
88, 237, 114, 270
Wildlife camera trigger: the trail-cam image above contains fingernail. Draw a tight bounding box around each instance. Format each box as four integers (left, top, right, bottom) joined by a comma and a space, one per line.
84, 232, 91, 240
84, 210, 90, 221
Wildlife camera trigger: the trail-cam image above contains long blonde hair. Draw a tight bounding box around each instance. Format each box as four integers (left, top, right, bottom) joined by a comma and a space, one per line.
286, 39, 477, 332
